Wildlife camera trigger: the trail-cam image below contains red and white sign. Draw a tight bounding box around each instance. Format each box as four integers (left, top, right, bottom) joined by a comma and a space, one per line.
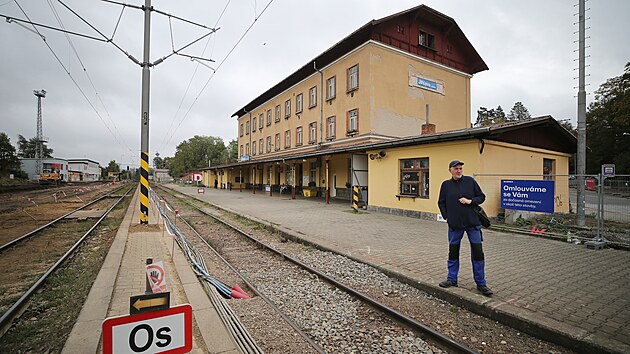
103, 304, 193, 354
146, 261, 167, 293
197, 188, 204, 194
192, 172, 202, 182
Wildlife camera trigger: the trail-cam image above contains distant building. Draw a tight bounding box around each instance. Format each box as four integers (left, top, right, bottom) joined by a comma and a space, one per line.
154, 168, 171, 183
68, 158, 101, 182
20, 157, 69, 182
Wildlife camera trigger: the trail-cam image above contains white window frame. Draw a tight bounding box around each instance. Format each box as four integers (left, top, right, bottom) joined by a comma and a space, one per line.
327, 116, 335, 139
296, 93, 303, 113
296, 126, 303, 146
266, 109, 272, 125
347, 64, 359, 91
347, 109, 358, 134
309, 122, 317, 144
309, 86, 317, 108
284, 130, 291, 149
275, 105, 281, 122
275, 133, 280, 151
326, 76, 336, 100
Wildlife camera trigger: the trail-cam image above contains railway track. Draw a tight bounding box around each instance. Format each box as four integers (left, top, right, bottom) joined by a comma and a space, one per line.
0, 183, 129, 253
0, 184, 134, 336
154, 185, 479, 354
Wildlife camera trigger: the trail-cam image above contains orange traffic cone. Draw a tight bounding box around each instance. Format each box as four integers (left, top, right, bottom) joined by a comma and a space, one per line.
230, 284, 250, 299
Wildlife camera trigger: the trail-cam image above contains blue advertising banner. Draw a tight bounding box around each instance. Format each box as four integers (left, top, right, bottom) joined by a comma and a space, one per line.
500, 180, 555, 213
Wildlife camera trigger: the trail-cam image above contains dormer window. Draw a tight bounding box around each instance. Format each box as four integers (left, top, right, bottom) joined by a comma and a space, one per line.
419, 31, 435, 49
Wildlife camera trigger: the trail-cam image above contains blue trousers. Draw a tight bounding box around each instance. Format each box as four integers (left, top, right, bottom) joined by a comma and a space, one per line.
447, 225, 486, 286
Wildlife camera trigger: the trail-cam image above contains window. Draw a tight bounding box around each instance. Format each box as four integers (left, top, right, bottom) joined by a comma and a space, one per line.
240, 123, 244, 137
252, 142, 256, 156
309, 86, 317, 108
309, 162, 317, 183
266, 136, 272, 153
275, 133, 280, 151
347, 109, 358, 135
309, 122, 317, 144
347, 65, 359, 91
275, 105, 281, 122
246, 121, 250, 135
326, 76, 336, 100
259, 139, 263, 155
400, 158, 429, 197
419, 31, 435, 49
285, 99, 291, 119
296, 126, 303, 146
259, 114, 264, 130
284, 130, 291, 149
296, 93, 303, 113
240, 145, 243, 157
266, 109, 272, 125
326, 116, 336, 140
543, 158, 555, 181
252, 117, 257, 132
245, 143, 250, 156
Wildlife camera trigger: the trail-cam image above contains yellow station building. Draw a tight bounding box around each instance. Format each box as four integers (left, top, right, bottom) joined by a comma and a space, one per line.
203, 5, 576, 219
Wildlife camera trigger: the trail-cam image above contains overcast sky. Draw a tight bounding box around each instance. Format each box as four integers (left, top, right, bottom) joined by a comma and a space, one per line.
1, 0, 628, 168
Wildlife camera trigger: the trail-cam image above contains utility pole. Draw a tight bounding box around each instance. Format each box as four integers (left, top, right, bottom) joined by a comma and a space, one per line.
139, 0, 152, 224
34, 89, 47, 175
576, 0, 587, 226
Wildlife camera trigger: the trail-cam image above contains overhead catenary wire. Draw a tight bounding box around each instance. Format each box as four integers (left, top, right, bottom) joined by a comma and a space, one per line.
155, 0, 231, 154
46, 0, 132, 152
160, 0, 275, 152
10, 0, 132, 153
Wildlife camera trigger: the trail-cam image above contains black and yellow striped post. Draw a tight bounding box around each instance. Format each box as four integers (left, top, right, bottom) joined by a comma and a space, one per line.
352, 186, 359, 212
140, 151, 149, 224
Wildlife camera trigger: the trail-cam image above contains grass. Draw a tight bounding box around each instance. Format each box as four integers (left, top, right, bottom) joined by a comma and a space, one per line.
0, 196, 130, 354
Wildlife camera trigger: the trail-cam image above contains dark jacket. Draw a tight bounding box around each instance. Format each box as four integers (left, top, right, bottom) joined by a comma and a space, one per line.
438, 175, 486, 229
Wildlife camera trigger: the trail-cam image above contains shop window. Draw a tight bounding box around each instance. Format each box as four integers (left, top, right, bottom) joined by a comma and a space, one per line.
400, 158, 429, 197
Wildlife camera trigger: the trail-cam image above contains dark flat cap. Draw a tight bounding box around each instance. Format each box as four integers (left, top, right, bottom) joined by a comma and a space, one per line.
449, 160, 464, 168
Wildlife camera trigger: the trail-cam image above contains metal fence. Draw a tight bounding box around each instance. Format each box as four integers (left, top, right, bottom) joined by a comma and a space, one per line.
473, 174, 630, 247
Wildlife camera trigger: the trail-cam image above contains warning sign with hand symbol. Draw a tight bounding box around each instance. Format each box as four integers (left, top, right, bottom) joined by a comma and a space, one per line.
146, 261, 168, 293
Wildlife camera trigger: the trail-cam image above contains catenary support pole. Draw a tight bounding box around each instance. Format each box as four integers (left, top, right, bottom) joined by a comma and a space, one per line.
576, 0, 586, 226
139, 0, 152, 224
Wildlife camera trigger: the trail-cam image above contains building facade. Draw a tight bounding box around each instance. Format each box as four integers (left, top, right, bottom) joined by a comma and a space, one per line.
20, 157, 69, 182
202, 5, 576, 219
68, 158, 101, 182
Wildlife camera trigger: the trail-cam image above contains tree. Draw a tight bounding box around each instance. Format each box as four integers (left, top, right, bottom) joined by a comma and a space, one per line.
586, 62, 630, 173
227, 139, 238, 163
507, 102, 531, 121
153, 156, 164, 169
102, 160, 120, 178
168, 135, 228, 177
475, 105, 507, 127
0, 133, 21, 176
16, 134, 54, 158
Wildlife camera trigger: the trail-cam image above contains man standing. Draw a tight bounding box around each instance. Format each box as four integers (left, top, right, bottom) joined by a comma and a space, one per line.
437, 160, 493, 296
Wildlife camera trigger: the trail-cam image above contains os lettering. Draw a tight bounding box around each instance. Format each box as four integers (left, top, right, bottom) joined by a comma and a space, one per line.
129, 324, 172, 352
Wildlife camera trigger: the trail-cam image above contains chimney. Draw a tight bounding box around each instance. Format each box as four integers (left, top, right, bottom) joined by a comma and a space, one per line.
421, 103, 436, 134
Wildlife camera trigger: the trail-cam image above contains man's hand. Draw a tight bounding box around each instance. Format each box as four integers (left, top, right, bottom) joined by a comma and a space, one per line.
458, 197, 472, 205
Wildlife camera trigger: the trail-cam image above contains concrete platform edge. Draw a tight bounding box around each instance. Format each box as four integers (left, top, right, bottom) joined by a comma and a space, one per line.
62, 186, 138, 354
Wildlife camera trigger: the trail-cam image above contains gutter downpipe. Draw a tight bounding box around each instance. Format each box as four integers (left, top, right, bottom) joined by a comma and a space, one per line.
314, 61, 325, 203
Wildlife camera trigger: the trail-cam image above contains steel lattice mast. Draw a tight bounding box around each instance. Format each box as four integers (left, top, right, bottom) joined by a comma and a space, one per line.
34, 89, 47, 175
